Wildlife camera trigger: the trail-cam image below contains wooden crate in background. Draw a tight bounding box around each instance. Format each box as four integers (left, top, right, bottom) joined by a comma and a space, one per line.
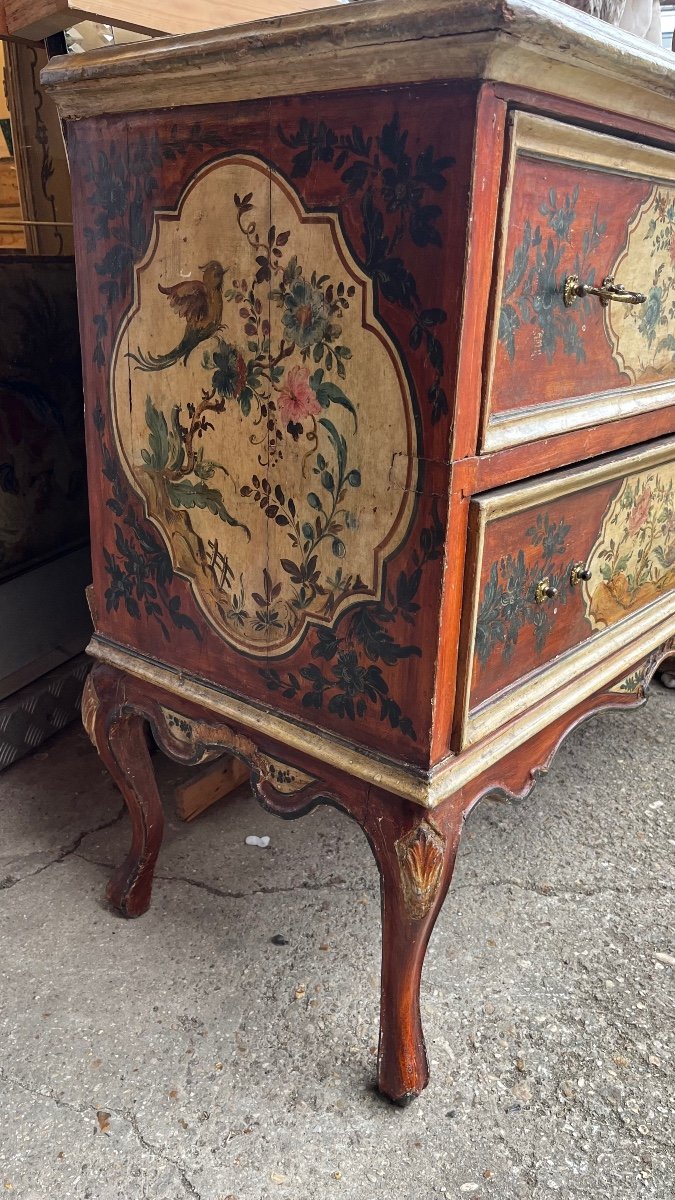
3, 0, 342, 42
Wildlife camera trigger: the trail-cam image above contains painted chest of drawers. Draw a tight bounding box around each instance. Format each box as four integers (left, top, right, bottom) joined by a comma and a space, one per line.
43, 0, 675, 1103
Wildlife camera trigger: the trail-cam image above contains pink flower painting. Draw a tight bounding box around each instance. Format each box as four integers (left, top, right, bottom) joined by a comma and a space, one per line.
277, 366, 322, 426
628, 487, 652, 536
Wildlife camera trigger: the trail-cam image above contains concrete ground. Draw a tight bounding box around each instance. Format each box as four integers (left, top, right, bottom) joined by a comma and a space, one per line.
0, 686, 673, 1200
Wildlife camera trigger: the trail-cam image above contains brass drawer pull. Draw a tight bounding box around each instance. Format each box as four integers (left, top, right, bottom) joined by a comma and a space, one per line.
570, 562, 592, 587
563, 274, 646, 309
535, 577, 558, 604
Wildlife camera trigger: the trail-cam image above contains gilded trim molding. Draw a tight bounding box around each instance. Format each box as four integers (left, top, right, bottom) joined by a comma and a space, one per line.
482, 384, 675, 454
87, 606, 675, 808
157, 704, 317, 795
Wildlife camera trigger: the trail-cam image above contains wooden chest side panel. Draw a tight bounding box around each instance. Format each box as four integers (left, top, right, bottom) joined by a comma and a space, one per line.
69, 84, 476, 766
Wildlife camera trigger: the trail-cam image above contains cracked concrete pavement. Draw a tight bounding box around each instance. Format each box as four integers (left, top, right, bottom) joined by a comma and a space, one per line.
0, 685, 673, 1200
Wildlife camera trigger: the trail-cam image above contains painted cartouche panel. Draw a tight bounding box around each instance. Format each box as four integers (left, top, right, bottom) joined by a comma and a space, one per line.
606, 187, 675, 386
584, 464, 675, 629
69, 88, 472, 762
470, 459, 675, 710
492, 154, 652, 413
112, 155, 416, 656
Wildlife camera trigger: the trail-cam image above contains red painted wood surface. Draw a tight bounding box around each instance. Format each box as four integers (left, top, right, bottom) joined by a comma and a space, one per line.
472, 404, 675, 494
469, 475, 620, 710
490, 156, 651, 416
432, 85, 508, 761
451, 85, 508, 461
69, 84, 477, 767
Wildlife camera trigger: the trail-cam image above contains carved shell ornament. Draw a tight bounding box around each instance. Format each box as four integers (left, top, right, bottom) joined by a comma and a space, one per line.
111, 154, 417, 658
396, 821, 446, 920
81, 673, 100, 752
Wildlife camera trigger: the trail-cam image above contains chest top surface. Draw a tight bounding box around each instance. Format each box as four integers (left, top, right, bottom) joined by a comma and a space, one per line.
42, 0, 675, 128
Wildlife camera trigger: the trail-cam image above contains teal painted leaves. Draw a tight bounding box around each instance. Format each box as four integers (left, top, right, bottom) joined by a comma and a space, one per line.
239, 416, 362, 625
641, 191, 675, 356
100, 417, 201, 641
499, 187, 606, 364
475, 513, 575, 666
260, 501, 444, 741
277, 113, 454, 423
142, 397, 251, 538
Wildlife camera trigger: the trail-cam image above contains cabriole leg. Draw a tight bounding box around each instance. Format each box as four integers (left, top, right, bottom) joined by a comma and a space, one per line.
363, 792, 462, 1104
82, 665, 164, 918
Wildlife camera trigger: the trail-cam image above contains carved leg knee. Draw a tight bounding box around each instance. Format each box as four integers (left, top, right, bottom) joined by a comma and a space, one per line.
82, 666, 164, 918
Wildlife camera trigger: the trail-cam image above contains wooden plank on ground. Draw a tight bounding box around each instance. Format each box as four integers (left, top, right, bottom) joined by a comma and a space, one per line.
175, 755, 249, 822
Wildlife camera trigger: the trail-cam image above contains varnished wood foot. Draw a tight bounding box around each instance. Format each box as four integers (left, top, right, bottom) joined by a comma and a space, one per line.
82, 666, 164, 917
364, 796, 462, 1104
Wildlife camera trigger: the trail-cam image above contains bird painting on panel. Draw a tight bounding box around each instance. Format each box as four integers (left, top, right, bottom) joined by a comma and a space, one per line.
128, 260, 226, 372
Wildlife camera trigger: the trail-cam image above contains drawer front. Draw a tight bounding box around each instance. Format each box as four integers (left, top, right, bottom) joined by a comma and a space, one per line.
483, 113, 675, 452
460, 439, 675, 745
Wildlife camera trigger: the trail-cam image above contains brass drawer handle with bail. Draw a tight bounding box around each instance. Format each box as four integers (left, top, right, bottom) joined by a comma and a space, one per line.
563, 274, 646, 309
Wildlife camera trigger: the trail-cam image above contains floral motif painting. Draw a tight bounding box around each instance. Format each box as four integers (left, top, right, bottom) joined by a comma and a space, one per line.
474, 512, 576, 668
469, 458, 675, 712
496, 176, 675, 389
585, 464, 675, 629
498, 186, 606, 366
606, 185, 675, 386
111, 154, 417, 656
